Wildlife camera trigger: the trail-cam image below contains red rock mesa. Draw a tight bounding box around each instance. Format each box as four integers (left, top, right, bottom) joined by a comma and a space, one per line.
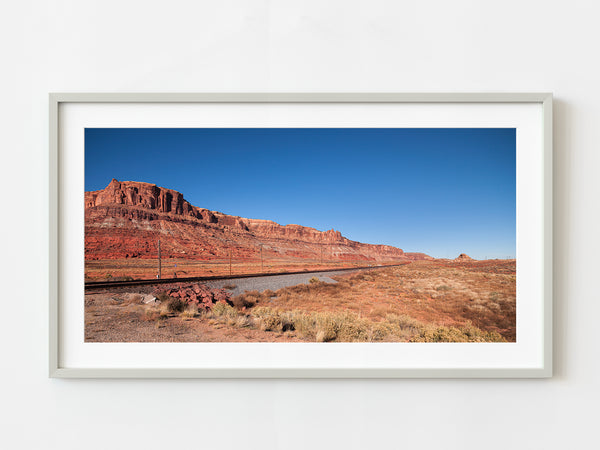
85, 179, 433, 263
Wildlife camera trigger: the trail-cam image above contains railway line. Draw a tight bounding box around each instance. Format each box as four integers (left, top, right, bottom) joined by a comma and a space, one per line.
84, 263, 410, 290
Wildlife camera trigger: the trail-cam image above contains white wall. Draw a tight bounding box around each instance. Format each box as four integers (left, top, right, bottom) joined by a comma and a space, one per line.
1, 1, 598, 449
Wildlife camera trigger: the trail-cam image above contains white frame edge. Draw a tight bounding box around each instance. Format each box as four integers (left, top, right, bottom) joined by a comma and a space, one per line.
48, 92, 553, 379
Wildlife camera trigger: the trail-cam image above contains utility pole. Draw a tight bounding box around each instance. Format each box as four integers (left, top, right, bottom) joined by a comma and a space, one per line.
260, 244, 264, 272
229, 248, 232, 276
320, 245, 323, 266
157, 238, 162, 279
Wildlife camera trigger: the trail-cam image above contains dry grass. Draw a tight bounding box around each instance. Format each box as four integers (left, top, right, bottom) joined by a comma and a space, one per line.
154, 292, 172, 303
179, 305, 198, 320
230, 288, 279, 310
201, 303, 505, 342
231, 290, 262, 309
141, 309, 160, 322
165, 297, 186, 313
85, 292, 306, 343
121, 293, 143, 306
211, 301, 239, 318
87, 260, 515, 343
263, 260, 516, 341
140, 307, 169, 322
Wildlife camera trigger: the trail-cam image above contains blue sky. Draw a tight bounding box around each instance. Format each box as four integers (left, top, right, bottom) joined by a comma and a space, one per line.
85, 128, 515, 259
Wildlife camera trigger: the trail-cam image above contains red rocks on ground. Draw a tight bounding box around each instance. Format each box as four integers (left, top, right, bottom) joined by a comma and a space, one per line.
154, 284, 232, 310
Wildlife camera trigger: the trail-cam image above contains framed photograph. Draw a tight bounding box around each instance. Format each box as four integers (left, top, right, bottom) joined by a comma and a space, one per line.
49, 93, 552, 378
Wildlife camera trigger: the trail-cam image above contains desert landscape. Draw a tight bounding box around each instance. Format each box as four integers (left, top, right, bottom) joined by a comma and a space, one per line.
85, 179, 516, 343
85, 179, 432, 281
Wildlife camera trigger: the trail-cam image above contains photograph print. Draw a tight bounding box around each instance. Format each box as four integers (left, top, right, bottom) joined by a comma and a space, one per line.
84, 127, 516, 343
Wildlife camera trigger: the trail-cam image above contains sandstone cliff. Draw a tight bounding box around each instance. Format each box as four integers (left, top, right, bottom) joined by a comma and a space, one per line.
85, 179, 431, 262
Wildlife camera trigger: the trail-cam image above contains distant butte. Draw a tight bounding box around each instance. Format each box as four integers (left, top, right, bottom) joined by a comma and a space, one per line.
85, 179, 434, 262
455, 253, 473, 261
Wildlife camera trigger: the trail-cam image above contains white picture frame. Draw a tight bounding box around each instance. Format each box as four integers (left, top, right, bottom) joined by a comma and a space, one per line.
49, 93, 552, 378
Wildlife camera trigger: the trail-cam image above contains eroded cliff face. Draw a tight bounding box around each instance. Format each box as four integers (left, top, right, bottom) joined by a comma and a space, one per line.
86, 179, 205, 218
85, 179, 430, 262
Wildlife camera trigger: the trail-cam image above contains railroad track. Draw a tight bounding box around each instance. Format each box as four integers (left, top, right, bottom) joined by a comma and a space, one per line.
84, 263, 409, 290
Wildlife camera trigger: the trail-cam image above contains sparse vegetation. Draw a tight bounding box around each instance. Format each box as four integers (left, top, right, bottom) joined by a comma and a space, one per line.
142, 309, 160, 322
165, 297, 186, 313
86, 260, 515, 343
203, 305, 506, 343
211, 302, 238, 318
231, 290, 261, 309
155, 292, 171, 303
253, 306, 284, 331
121, 293, 143, 306
180, 305, 198, 319
410, 323, 505, 343
261, 261, 516, 341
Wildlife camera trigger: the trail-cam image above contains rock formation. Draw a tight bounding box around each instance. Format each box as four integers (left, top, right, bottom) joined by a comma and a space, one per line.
155, 284, 232, 310
455, 253, 473, 261
85, 179, 432, 262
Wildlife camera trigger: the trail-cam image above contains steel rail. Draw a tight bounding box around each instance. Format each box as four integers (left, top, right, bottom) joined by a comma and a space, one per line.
84, 263, 410, 290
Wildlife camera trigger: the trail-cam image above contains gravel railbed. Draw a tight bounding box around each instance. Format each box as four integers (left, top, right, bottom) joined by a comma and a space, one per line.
84, 267, 389, 296
205, 269, 364, 296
